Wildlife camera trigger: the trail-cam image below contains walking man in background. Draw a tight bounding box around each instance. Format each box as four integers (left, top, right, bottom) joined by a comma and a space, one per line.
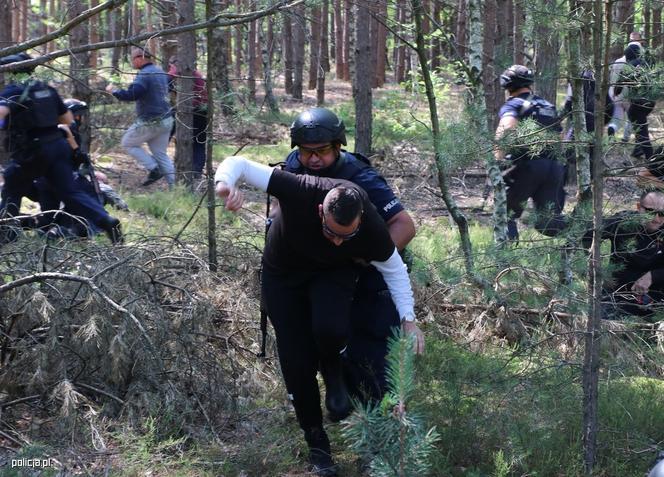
106, 47, 175, 187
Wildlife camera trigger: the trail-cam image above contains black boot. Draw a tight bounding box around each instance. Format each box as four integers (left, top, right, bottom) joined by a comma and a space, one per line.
304, 427, 338, 477
100, 217, 124, 244
141, 168, 163, 186
320, 357, 352, 422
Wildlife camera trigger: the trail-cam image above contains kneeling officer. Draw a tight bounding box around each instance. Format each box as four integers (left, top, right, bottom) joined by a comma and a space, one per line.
0, 53, 122, 244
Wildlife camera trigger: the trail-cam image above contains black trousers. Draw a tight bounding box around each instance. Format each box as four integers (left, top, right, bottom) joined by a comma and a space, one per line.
504, 158, 567, 240
262, 265, 358, 431
345, 266, 401, 403
628, 99, 655, 160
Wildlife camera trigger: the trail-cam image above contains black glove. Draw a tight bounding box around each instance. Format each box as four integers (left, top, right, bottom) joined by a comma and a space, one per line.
73, 148, 89, 167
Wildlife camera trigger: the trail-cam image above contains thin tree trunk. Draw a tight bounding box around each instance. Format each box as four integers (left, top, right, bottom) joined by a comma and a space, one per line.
292, 5, 305, 99
205, 0, 218, 273
248, 14, 257, 104
343, 0, 351, 80
644, 4, 651, 46
431, 0, 441, 70
456, 0, 467, 60
234, 0, 243, 79
90, 0, 99, 68
321, 0, 330, 72
370, 0, 379, 88
282, 12, 293, 94
210, 0, 234, 115
353, 0, 372, 155
260, 18, 279, 113
175, 0, 196, 188
482, 0, 497, 131
513, 0, 524, 63
48, 0, 55, 52
334, 0, 343, 78
317, 4, 328, 105
534, 0, 559, 103
69, 0, 91, 151
160, 0, 177, 71
309, 5, 321, 90
583, 0, 609, 473
653, 7, 662, 60
0, 0, 13, 165
20, 0, 27, 43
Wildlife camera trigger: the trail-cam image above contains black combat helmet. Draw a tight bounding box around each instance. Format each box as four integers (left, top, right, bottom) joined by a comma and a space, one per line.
0, 52, 35, 74
64, 98, 88, 115
500, 64, 534, 91
290, 108, 346, 148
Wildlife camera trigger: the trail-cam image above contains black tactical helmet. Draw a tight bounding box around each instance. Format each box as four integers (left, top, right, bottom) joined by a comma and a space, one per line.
290, 108, 346, 148
64, 98, 88, 115
500, 64, 534, 91
0, 52, 35, 74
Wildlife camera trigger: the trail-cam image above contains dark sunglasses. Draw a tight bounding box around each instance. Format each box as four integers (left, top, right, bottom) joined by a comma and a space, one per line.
298, 144, 336, 160
321, 214, 361, 241
642, 206, 664, 218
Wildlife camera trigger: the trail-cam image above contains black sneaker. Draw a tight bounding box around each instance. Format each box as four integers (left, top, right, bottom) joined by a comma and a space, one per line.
309, 448, 338, 476
141, 168, 163, 186
100, 217, 123, 244
304, 427, 337, 477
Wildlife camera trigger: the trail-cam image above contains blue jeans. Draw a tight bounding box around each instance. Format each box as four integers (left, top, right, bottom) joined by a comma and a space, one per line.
121, 116, 175, 185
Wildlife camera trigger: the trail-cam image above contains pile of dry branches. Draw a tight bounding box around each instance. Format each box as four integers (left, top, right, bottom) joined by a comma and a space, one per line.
0, 231, 276, 448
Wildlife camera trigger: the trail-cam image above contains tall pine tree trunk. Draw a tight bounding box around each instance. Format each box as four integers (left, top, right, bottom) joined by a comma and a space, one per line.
534, 0, 559, 103
353, 0, 373, 155
292, 5, 305, 100
209, 1, 234, 116
282, 13, 293, 94
260, 18, 279, 113
334, 0, 343, 78
69, 0, 92, 152
205, 0, 218, 272
175, 0, 196, 187
308, 5, 321, 90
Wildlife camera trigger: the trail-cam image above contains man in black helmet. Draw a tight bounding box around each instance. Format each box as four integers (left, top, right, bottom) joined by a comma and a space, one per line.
214, 155, 424, 477
0, 53, 123, 244
495, 64, 567, 241
284, 107, 417, 404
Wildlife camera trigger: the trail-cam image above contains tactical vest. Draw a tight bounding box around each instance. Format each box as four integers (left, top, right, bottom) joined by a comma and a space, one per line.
510, 94, 561, 161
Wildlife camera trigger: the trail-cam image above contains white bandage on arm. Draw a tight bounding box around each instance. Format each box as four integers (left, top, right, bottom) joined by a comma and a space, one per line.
371, 248, 416, 322
214, 155, 273, 191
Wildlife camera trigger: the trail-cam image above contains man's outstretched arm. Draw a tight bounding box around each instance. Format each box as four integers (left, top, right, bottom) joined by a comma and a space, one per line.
214, 156, 274, 210
371, 249, 425, 354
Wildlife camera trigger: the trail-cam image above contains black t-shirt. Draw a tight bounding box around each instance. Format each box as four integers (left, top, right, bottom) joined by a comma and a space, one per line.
263, 169, 395, 272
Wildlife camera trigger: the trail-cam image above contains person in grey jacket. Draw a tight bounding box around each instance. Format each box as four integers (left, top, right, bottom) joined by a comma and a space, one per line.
106, 47, 175, 187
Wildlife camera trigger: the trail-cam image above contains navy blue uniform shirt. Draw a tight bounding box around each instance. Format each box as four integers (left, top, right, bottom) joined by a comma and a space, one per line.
284, 150, 404, 222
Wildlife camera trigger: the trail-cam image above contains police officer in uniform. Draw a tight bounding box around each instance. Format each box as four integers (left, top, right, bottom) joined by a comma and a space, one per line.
495, 65, 567, 241
0, 53, 122, 244
284, 108, 417, 403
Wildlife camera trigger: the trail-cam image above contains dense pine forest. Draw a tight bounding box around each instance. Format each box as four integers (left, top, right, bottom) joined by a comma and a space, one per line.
1, 1, 664, 476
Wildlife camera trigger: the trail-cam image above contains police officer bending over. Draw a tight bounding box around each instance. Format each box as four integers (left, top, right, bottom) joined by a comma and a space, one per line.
495, 65, 567, 241
215, 156, 424, 476
0, 53, 122, 244
285, 108, 417, 403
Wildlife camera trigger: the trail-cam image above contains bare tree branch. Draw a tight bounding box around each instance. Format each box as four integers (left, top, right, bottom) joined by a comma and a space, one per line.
0, 0, 129, 58
0, 0, 305, 73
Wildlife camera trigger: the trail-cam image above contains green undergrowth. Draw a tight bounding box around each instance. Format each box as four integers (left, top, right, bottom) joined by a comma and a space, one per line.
410, 220, 589, 309
38, 335, 659, 477
415, 337, 664, 476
